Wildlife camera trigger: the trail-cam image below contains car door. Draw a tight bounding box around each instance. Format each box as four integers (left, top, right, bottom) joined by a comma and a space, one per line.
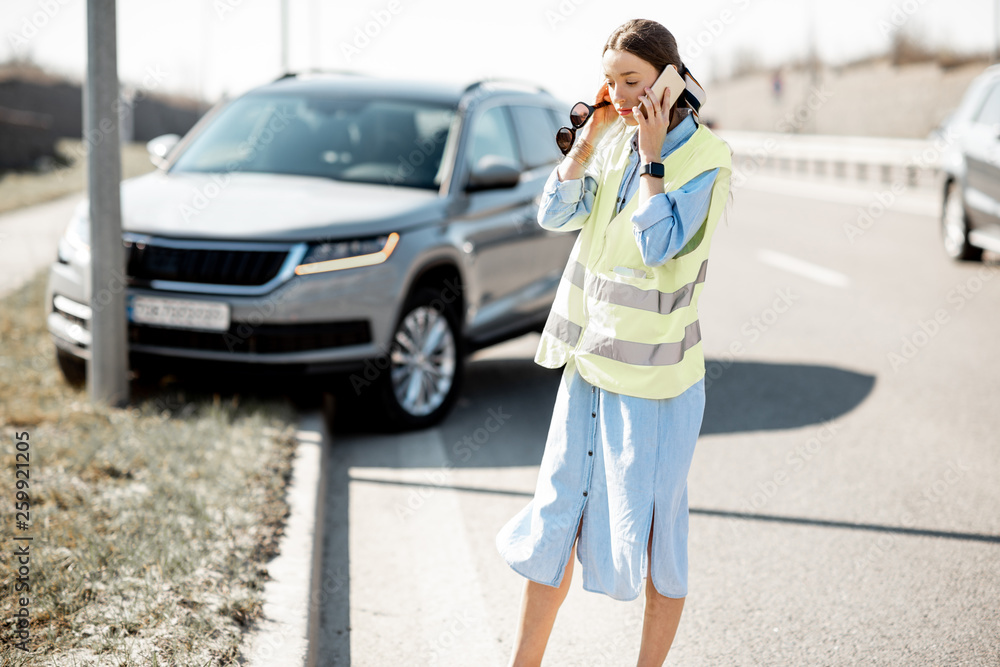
507, 104, 579, 316
963, 79, 1000, 237
450, 103, 542, 340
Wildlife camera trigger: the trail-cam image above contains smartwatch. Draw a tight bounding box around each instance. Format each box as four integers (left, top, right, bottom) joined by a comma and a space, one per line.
640, 161, 664, 178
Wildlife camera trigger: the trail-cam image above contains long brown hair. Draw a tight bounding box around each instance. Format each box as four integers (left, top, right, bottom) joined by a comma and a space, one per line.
602, 19, 690, 111
603, 18, 681, 73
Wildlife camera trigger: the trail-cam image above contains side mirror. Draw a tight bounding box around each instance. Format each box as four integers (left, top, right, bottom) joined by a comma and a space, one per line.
466, 155, 521, 192
146, 133, 180, 170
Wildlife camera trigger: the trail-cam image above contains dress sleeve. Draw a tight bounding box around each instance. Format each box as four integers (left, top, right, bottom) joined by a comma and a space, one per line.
536, 165, 600, 233
630, 168, 720, 267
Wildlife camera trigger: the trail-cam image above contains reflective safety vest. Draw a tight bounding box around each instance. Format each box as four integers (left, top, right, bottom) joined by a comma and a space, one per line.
534, 123, 732, 399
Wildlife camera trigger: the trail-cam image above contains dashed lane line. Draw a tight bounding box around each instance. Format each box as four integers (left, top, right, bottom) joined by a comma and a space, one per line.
757, 249, 851, 288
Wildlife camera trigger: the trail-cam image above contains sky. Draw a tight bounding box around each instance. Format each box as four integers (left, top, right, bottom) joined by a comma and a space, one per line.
1, 0, 995, 106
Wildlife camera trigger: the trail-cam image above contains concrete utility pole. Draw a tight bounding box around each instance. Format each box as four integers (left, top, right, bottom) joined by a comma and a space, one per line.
281, 0, 290, 73
311, 0, 321, 70
85, 0, 129, 407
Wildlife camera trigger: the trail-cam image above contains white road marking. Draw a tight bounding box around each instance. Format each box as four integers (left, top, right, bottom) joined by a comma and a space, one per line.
757, 249, 851, 288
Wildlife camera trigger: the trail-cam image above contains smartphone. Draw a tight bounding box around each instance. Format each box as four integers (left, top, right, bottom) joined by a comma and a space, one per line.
641, 64, 686, 119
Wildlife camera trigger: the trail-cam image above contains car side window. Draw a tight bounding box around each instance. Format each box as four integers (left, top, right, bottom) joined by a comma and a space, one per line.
973, 82, 1000, 126
548, 108, 564, 133
510, 105, 564, 169
468, 106, 520, 172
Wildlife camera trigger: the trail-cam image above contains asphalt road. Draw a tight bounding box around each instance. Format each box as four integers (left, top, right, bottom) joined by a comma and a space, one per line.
313, 175, 1000, 666
0, 191, 82, 299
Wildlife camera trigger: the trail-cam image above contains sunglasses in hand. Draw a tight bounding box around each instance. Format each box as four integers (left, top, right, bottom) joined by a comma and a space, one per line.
555, 100, 612, 155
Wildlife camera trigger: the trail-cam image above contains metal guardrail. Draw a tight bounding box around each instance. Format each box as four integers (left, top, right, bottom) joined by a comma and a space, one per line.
715, 130, 945, 190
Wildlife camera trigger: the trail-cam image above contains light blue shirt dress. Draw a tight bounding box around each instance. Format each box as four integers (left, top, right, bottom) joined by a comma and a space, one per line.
495, 110, 719, 601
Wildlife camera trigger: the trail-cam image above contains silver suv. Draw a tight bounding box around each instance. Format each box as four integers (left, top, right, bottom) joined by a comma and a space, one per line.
940, 64, 1000, 262
46, 72, 576, 429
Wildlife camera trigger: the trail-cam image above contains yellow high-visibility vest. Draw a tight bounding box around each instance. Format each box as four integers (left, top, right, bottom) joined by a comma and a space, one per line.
534, 123, 733, 399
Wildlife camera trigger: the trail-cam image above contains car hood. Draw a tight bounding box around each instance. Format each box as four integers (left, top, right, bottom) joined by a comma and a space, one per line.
119, 170, 445, 241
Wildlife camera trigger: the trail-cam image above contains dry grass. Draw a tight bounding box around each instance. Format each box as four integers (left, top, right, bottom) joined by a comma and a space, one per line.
0, 270, 301, 665
0, 139, 158, 215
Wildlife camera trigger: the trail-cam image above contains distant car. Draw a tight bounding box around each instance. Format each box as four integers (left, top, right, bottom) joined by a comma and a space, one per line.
46, 72, 575, 429
940, 64, 1000, 262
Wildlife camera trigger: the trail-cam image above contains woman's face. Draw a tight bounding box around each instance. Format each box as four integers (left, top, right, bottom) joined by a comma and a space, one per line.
601, 48, 660, 127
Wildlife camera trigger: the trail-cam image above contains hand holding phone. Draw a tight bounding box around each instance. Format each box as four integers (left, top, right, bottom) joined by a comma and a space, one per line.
641, 64, 686, 119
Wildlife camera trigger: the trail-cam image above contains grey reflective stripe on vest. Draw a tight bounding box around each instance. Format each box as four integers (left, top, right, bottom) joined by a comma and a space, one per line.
579, 320, 702, 366
564, 260, 586, 289
543, 312, 583, 347
563, 259, 709, 315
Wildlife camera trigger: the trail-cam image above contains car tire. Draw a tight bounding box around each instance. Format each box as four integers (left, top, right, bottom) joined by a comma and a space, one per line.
942, 180, 983, 262
55, 348, 86, 388
375, 286, 464, 431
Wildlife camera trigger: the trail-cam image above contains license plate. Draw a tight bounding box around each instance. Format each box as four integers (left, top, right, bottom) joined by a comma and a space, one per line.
128, 295, 230, 332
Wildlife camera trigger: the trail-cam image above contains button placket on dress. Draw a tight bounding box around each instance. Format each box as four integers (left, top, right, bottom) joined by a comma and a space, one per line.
569, 381, 599, 575
582, 384, 599, 499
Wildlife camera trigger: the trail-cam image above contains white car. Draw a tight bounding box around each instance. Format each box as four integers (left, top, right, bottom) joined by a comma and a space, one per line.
940, 64, 1000, 261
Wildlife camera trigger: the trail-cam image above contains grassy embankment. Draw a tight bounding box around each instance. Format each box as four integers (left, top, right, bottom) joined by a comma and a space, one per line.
0, 143, 303, 664
0, 138, 158, 215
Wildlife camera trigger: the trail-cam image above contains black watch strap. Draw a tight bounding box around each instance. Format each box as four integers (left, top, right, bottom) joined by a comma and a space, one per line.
640, 161, 665, 178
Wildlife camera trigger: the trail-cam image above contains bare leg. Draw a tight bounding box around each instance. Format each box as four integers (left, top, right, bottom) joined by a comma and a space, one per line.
506, 518, 582, 667
636, 512, 685, 667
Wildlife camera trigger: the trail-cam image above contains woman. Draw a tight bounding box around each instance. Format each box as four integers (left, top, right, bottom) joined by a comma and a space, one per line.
495, 18, 732, 666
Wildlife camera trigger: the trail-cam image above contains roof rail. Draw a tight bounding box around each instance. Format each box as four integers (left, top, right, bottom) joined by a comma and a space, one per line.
461, 77, 550, 97
272, 69, 367, 83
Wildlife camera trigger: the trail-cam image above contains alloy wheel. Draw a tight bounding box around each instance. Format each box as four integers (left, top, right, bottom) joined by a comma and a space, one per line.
389, 305, 457, 417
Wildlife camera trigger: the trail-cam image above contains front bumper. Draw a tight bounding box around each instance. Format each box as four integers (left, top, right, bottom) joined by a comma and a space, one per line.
46, 253, 403, 374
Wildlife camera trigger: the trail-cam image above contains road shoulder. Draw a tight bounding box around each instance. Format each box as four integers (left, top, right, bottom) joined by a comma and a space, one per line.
241, 411, 330, 666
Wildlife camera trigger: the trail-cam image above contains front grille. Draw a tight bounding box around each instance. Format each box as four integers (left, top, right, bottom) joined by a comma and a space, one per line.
126, 244, 287, 285
128, 320, 372, 354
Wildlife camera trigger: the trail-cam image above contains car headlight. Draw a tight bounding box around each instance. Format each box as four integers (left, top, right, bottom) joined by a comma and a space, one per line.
295, 232, 400, 275
57, 211, 91, 264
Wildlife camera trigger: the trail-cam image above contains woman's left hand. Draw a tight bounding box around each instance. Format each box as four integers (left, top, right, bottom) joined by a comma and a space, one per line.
634, 86, 672, 164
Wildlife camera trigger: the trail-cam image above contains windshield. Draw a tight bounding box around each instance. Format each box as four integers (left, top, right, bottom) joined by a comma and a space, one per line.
170, 92, 457, 190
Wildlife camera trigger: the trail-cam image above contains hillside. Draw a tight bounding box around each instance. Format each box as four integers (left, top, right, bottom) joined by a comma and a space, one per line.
703, 57, 992, 138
